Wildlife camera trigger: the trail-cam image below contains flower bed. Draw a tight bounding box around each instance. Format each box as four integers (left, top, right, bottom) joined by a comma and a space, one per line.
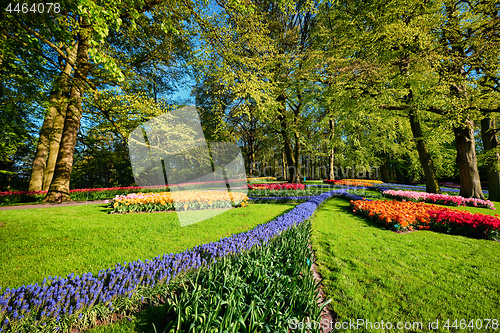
247, 183, 305, 190
249, 196, 316, 202
350, 199, 500, 240
383, 189, 495, 209
106, 191, 248, 213
323, 179, 375, 187
343, 179, 383, 184
428, 209, 500, 240
350, 200, 444, 231
246, 177, 277, 184
0, 190, 338, 332
372, 183, 486, 194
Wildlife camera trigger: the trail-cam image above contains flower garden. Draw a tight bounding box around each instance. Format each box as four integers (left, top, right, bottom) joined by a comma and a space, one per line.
351, 199, 500, 240
106, 191, 248, 213
247, 183, 305, 190
323, 179, 382, 187
1, 180, 499, 331
383, 189, 495, 209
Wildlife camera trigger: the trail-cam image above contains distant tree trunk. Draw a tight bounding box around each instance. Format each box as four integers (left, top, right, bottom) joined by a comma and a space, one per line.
293, 131, 300, 182
328, 117, 335, 180
291, 93, 302, 184
246, 137, 256, 177
481, 117, 500, 201
45, 24, 90, 202
395, 162, 406, 184
408, 110, 441, 193
277, 94, 296, 183
282, 151, 286, 179
454, 119, 485, 199
380, 155, 391, 183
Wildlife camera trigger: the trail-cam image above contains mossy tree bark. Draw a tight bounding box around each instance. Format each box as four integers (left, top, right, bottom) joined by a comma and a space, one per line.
28, 44, 77, 192
28, 87, 58, 191
45, 22, 90, 202
42, 43, 78, 191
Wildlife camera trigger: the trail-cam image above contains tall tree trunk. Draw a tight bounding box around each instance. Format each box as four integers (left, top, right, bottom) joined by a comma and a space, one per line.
380, 155, 391, 183
277, 94, 296, 183
282, 151, 286, 180
43, 105, 68, 191
293, 131, 300, 183
42, 44, 77, 191
45, 23, 90, 202
28, 87, 59, 191
328, 117, 335, 180
28, 43, 77, 192
395, 162, 406, 184
408, 110, 441, 193
454, 119, 485, 199
481, 117, 500, 201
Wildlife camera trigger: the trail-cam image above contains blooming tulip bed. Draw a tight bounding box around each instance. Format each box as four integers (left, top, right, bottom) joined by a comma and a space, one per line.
246, 176, 277, 183
350, 199, 500, 240
0, 190, 339, 332
247, 183, 305, 190
106, 191, 248, 213
323, 179, 375, 187
383, 189, 495, 209
427, 209, 500, 240
351, 200, 442, 231
373, 183, 490, 195
344, 179, 383, 184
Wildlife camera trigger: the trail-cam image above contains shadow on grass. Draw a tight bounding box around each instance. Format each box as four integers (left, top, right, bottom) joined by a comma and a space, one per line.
129, 304, 173, 333
336, 200, 386, 231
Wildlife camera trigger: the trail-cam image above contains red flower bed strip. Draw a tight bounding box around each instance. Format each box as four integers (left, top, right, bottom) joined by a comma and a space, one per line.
247, 183, 305, 190
427, 209, 500, 240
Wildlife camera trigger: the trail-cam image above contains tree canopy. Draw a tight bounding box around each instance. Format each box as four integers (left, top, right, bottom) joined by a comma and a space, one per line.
1, 0, 499, 199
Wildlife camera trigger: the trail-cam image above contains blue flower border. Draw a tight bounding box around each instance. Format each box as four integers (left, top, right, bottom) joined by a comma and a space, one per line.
0, 189, 364, 329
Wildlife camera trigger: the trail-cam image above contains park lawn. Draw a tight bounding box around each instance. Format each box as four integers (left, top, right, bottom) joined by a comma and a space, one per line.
312, 198, 500, 332
0, 203, 296, 289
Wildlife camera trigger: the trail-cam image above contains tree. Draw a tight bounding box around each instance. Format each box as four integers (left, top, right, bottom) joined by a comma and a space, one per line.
0, 15, 51, 190
4, 0, 191, 201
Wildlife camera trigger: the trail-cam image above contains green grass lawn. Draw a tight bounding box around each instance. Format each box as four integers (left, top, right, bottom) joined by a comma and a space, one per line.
0, 203, 296, 289
312, 198, 500, 332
